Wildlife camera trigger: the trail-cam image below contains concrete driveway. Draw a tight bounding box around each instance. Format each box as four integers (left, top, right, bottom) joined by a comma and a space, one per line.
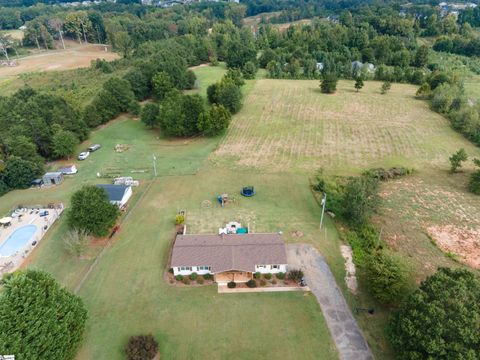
287, 244, 374, 360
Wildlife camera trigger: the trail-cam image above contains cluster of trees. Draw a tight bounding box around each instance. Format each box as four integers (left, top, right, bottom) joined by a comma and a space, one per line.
417, 71, 480, 153
433, 35, 480, 57
0, 270, 87, 359
0, 87, 87, 194
314, 169, 411, 305
257, 19, 431, 83
388, 268, 480, 360
20, 10, 107, 50
141, 68, 245, 137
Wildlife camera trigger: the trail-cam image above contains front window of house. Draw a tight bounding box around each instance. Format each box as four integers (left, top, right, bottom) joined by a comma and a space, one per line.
180, 266, 192, 271
197, 266, 211, 271
272, 265, 279, 269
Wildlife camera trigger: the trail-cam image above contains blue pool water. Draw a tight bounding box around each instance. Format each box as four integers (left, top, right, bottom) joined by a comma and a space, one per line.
0, 225, 37, 257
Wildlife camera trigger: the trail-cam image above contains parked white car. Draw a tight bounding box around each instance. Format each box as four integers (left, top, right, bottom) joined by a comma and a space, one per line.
78, 151, 90, 160
88, 144, 102, 152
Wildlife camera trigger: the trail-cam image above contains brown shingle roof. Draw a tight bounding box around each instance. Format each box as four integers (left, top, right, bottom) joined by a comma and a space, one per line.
171, 233, 287, 273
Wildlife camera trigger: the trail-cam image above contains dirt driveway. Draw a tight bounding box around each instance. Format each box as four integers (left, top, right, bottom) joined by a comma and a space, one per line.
287, 244, 373, 360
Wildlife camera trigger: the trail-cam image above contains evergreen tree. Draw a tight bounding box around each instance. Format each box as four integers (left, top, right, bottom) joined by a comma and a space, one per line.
0, 270, 87, 360
354, 77, 364, 92
320, 73, 338, 94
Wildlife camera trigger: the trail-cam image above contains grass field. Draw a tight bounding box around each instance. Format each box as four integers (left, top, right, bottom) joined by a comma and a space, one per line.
214, 79, 480, 174
4, 67, 480, 359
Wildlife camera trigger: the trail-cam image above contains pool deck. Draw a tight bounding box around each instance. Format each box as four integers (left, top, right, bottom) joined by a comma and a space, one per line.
0, 206, 63, 275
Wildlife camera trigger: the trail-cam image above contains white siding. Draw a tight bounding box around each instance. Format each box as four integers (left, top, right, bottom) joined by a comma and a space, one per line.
172, 266, 213, 276
120, 187, 132, 208
254, 264, 287, 274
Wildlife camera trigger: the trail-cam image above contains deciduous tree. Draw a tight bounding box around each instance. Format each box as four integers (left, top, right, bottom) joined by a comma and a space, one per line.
388, 268, 480, 360
67, 185, 119, 237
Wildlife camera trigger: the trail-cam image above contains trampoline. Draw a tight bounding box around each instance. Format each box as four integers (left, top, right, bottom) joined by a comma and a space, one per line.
241, 186, 255, 197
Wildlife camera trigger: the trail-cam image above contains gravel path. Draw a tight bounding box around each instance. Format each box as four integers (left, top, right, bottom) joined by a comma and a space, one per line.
287, 243, 374, 360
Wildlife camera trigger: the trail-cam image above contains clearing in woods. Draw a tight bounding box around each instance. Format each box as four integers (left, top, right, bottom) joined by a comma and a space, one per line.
0, 43, 119, 78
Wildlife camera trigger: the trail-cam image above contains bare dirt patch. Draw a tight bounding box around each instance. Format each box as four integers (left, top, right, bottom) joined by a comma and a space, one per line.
427, 225, 480, 269
340, 245, 358, 294
0, 44, 119, 78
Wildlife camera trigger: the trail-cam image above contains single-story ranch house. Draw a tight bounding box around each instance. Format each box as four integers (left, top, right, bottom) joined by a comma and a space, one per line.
96, 184, 132, 208
171, 233, 288, 284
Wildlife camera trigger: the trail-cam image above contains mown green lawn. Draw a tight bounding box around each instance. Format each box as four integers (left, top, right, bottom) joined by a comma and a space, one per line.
7, 67, 480, 360
1, 69, 340, 359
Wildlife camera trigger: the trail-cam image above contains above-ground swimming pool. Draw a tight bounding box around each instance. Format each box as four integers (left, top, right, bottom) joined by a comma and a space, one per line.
0, 225, 37, 257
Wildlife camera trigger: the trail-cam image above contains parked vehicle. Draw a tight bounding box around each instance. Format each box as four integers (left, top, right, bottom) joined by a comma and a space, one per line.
78, 151, 90, 160
88, 144, 102, 152
39, 210, 49, 217
58, 165, 78, 175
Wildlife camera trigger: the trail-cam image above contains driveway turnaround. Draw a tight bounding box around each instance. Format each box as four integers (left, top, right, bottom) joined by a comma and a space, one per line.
287, 244, 374, 360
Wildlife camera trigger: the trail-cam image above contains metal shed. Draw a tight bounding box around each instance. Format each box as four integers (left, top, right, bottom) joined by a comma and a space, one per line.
42, 172, 64, 186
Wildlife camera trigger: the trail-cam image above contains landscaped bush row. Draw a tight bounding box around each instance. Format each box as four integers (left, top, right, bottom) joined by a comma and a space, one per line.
174, 273, 213, 284
253, 272, 285, 280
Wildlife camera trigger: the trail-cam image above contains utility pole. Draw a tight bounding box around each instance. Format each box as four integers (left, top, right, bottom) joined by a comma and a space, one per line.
152, 154, 157, 177
319, 192, 327, 229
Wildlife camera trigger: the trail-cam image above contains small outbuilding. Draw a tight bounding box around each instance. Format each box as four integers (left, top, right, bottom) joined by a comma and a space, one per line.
96, 184, 132, 208
42, 172, 64, 186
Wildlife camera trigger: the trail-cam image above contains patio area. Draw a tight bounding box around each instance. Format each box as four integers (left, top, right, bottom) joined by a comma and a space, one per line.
0, 205, 64, 275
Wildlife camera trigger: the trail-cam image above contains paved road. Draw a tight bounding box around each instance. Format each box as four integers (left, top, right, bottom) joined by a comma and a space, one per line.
287, 243, 374, 360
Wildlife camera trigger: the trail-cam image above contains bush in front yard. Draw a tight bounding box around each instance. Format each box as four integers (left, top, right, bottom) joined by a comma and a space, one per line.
260, 279, 267, 287
125, 335, 158, 360
254, 272, 261, 279
272, 279, 277, 285
227, 281, 236, 288
246, 279, 257, 288
287, 269, 304, 282
196, 277, 204, 284
264, 273, 272, 280
203, 273, 213, 280
276, 272, 285, 279
175, 275, 184, 281
182, 277, 190, 285
190, 272, 198, 281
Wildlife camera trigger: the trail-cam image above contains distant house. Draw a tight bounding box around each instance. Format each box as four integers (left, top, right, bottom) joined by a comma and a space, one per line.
42, 172, 64, 186
171, 233, 288, 284
58, 164, 78, 175
96, 184, 132, 208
